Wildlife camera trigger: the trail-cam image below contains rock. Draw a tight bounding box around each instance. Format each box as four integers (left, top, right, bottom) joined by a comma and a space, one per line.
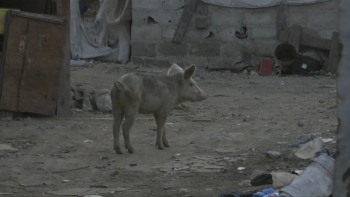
238, 179, 252, 187
74, 87, 89, 101
95, 90, 112, 112
177, 188, 189, 195
265, 151, 281, 159
0, 144, 18, 152
249, 169, 264, 180
82, 98, 93, 112
250, 70, 258, 76
95, 89, 110, 97
70, 100, 79, 109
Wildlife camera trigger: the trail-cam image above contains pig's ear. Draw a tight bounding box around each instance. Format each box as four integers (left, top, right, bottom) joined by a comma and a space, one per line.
184, 64, 196, 79
114, 81, 132, 97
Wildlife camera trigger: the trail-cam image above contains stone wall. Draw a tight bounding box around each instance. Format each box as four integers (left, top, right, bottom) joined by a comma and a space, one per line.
130, 0, 339, 68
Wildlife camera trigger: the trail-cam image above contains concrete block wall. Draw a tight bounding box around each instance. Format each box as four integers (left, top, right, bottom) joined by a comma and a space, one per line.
131, 0, 339, 68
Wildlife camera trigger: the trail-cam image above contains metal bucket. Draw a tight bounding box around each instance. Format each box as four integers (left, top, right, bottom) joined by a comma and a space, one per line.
274, 43, 298, 73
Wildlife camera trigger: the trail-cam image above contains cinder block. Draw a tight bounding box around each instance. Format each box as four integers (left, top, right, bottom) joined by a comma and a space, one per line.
132, 10, 148, 25
132, 0, 164, 10
318, 29, 338, 40
163, 0, 188, 10
190, 42, 220, 57
307, 10, 338, 30
162, 27, 176, 42
131, 57, 144, 65
144, 58, 171, 68
216, 27, 237, 42
190, 57, 211, 69
210, 8, 244, 26
220, 42, 245, 57
289, 1, 338, 12
252, 39, 279, 57
157, 43, 189, 56
196, 16, 209, 29
146, 43, 156, 57
132, 9, 182, 26
289, 12, 308, 26
147, 10, 183, 26
131, 25, 162, 41
184, 28, 218, 41
249, 25, 276, 39
131, 42, 146, 56
244, 11, 276, 25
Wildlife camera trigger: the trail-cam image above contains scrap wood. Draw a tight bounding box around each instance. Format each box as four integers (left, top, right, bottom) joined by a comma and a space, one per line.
205, 66, 243, 72
52, 165, 90, 173
48, 187, 130, 196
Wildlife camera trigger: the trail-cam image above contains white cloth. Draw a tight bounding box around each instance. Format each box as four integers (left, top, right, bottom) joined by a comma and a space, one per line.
201, 0, 332, 8
70, 0, 131, 61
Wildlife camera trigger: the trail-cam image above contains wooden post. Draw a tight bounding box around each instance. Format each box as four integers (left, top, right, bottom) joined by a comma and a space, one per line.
172, 0, 199, 43
56, 0, 71, 116
276, 4, 288, 39
328, 32, 340, 74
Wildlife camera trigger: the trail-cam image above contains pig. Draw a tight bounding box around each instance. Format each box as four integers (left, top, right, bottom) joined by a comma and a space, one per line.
167, 64, 190, 110
110, 63, 208, 154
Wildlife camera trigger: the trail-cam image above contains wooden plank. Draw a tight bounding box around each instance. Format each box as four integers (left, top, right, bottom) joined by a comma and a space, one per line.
172, 0, 199, 43
196, 1, 208, 15
301, 33, 331, 50
278, 30, 289, 42
17, 12, 64, 24
276, 4, 288, 39
279, 29, 332, 50
56, 0, 70, 116
18, 18, 66, 116
195, 1, 208, 29
0, 110, 13, 121
329, 32, 340, 74
0, 11, 28, 112
288, 24, 302, 51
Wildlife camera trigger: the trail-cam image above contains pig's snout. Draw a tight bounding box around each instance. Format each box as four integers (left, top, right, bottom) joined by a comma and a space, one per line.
198, 90, 208, 100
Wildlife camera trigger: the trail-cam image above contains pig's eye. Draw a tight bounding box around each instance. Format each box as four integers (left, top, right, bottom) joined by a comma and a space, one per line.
189, 83, 194, 87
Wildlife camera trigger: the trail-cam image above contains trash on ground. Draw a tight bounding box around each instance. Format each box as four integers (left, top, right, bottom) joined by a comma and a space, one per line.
48, 187, 130, 196
280, 154, 334, 197
291, 134, 315, 147
62, 180, 70, 183
295, 137, 323, 159
265, 151, 281, 159
0, 144, 18, 152
321, 138, 333, 143
217, 190, 255, 197
237, 167, 246, 171
84, 195, 103, 197
253, 188, 278, 197
271, 172, 298, 188
153, 156, 226, 173
250, 174, 273, 186
250, 169, 264, 180
84, 140, 93, 143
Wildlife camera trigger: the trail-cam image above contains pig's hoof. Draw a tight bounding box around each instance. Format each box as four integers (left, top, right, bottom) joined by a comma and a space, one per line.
158, 145, 165, 150
163, 141, 170, 148
128, 148, 134, 153
116, 150, 123, 154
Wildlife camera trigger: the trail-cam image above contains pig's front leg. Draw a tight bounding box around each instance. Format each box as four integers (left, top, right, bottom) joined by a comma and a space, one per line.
153, 113, 168, 150
162, 126, 170, 148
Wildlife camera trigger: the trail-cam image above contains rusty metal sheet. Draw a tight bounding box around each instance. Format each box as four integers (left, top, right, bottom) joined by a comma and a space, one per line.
0, 13, 28, 112
18, 17, 66, 116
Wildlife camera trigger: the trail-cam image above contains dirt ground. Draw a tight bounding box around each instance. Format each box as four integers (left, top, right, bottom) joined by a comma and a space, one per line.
0, 63, 337, 197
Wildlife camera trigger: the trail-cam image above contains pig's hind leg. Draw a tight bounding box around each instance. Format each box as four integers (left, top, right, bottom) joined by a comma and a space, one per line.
113, 107, 124, 154
162, 127, 170, 148
153, 113, 169, 150
122, 107, 138, 153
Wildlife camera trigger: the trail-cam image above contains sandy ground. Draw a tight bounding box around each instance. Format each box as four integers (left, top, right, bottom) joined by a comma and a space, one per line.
0, 63, 337, 197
